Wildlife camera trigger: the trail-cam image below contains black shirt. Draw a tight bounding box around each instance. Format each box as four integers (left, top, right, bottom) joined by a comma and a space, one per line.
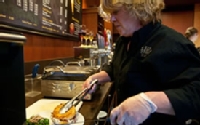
102, 22, 200, 125
196, 46, 200, 54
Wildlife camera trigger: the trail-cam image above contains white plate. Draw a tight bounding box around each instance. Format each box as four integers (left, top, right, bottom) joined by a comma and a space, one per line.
38, 111, 84, 125
97, 111, 107, 119
26, 99, 83, 119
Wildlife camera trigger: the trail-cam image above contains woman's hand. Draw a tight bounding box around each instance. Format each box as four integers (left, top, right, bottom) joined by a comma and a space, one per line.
83, 71, 111, 94
83, 76, 97, 93
110, 93, 157, 125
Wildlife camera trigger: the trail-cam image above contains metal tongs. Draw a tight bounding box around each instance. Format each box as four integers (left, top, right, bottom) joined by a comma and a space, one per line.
60, 79, 99, 113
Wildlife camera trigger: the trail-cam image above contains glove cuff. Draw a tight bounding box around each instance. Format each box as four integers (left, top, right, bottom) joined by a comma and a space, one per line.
139, 93, 157, 113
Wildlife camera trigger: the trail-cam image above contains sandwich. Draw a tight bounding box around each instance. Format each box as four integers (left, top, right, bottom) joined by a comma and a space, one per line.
51, 103, 77, 124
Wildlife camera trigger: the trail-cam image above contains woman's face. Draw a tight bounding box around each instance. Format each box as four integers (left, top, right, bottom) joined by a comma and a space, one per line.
110, 6, 142, 37
190, 33, 199, 42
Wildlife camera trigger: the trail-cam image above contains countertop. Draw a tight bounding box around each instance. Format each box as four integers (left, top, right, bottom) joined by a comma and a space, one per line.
25, 82, 113, 125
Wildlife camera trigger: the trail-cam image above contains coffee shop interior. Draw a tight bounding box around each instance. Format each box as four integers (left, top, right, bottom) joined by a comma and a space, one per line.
1, 0, 200, 125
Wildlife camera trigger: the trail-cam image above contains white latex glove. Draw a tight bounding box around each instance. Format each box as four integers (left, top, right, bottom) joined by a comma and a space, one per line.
83, 76, 97, 93
110, 93, 157, 125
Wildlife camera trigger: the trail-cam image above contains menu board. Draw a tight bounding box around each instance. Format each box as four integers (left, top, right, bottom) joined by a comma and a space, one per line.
0, 0, 82, 39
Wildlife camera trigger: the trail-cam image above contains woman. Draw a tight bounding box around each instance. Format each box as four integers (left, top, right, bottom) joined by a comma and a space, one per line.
185, 27, 200, 54
83, 0, 200, 125
185, 27, 199, 43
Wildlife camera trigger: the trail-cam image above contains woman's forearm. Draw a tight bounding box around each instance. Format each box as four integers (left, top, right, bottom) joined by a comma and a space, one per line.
144, 92, 175, 115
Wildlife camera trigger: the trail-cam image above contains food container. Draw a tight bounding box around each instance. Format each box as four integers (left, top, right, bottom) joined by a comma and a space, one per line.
41, 61, 100, 100
25, 74, 42, 97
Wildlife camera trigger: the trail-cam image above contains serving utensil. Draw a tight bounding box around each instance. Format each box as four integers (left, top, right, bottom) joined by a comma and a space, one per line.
60, 79, 98, 113
68, 118, 110, 125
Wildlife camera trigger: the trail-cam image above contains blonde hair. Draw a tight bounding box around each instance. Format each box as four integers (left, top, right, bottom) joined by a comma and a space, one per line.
100, 0, 165, 25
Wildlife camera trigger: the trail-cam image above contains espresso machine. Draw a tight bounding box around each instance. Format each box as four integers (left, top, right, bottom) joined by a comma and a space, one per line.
0, 30, 26, 125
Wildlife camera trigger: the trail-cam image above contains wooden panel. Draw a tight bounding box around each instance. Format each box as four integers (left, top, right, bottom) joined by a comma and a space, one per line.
32, 35, 44, 61
82, 0, 87, 9
161, 11, 194, 34
104, 21, 113, 33
23, 33, 34, 62
194, 4, 200, 47
82, 0, 100, 9
82, 8, 98, 34
42, 37, 55, 59
23, 33, 79, 62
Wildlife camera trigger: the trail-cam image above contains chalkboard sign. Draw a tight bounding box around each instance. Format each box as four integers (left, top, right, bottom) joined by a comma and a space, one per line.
0, 0, 82, 40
